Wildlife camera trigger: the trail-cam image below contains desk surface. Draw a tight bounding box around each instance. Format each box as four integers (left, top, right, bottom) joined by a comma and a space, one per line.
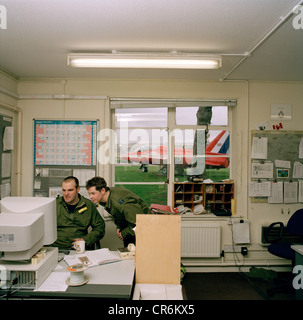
1, 252, 135, 300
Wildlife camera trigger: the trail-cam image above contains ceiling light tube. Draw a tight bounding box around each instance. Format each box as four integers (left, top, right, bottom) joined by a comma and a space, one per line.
67, 53, 221, 69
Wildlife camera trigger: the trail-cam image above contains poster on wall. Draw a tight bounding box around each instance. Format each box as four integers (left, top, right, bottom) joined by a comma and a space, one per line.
34, 120, 97, 166
33, 119, 98, 197
270, 104, 292, 120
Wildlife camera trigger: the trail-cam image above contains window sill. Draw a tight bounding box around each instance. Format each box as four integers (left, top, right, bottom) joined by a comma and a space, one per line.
180, 213, 243, 221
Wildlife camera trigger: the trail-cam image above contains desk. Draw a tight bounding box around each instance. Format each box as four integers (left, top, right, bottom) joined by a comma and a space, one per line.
0, 252, 135, 300
291, 245, 303, 300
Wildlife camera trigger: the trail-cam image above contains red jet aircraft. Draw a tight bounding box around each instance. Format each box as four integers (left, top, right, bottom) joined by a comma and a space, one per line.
119, 130, 229, 173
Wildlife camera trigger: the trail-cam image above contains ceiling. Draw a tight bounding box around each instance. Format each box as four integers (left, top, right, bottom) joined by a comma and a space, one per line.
0, 0, 303, 82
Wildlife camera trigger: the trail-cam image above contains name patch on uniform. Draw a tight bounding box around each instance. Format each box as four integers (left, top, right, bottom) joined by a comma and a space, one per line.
118, 198, 125, 205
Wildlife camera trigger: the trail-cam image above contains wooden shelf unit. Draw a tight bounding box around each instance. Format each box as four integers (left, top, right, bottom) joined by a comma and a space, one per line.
173, 182, 234, 212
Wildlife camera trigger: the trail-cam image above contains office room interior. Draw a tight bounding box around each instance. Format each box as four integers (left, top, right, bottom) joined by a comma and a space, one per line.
1, 0, 303, 298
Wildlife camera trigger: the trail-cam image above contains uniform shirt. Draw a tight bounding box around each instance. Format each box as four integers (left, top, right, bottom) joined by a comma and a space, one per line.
52, 194, 105, 250
101, 187, 152, 239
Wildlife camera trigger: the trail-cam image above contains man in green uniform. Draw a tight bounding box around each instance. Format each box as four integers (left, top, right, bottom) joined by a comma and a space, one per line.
52, 176, 105, 250
86, 176, 152, 247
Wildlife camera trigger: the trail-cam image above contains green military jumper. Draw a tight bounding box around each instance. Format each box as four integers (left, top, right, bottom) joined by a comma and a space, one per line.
102, 187, 152, 240
53, 194, 105, 250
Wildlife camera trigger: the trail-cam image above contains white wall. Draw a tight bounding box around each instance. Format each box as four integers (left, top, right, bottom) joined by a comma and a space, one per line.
1, 76, 303, 269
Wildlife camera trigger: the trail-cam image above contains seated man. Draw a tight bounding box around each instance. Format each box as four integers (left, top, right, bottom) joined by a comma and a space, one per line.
86, 176, 152, 247
51, 176, 105, 250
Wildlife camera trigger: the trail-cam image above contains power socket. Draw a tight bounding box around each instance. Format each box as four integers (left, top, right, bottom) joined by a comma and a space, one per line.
241, 247, 248, 256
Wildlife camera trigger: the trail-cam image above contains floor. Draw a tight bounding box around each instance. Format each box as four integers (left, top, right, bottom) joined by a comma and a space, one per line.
182, 271, 296, 300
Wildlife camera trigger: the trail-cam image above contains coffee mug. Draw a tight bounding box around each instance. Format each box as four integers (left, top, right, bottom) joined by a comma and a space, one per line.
74, 239, 85, 253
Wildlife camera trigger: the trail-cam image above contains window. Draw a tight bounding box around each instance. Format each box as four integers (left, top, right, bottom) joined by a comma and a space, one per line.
176, 106, 228, 125
114, 108, 169, 205
174, 106, 230, 182
110, 99, 234, 206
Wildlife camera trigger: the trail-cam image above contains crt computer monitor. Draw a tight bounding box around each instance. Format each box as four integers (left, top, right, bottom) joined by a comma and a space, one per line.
0, 197, 57, 261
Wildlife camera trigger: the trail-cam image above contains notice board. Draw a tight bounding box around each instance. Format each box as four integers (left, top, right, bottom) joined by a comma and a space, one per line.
33, 119, 98, 197
250, 130, 303, 203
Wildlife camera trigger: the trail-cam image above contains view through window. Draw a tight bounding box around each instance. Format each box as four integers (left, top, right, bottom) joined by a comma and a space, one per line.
112, 104, 230, 206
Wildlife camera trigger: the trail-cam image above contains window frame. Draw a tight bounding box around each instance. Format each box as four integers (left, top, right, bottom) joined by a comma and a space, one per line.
110, 99, 234, 206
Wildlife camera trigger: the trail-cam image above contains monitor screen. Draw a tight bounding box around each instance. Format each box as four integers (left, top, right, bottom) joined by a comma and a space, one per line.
0, 197, 57, 261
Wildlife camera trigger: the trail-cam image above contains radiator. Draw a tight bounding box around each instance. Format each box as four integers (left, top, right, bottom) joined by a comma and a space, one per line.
181, 223, 221, 257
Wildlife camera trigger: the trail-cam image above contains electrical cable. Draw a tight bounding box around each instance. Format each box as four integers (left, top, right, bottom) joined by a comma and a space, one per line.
0, 279, 35, 300
228, 223, 270, 300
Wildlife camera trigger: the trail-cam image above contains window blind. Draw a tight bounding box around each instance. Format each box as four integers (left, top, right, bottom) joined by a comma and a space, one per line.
110, 98, 237, 109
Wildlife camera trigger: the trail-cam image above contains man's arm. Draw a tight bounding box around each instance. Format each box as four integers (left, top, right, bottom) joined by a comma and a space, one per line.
119, 201, 143, 239
83, 205, 105, 246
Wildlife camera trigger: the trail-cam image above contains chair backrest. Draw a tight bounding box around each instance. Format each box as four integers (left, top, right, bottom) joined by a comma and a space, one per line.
287, 209, 303, 236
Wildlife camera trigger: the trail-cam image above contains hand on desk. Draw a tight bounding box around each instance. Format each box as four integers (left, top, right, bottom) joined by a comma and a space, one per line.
116, 229, 124, 240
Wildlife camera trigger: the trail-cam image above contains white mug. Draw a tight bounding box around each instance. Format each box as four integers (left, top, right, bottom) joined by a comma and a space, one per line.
74, 240, 85, 253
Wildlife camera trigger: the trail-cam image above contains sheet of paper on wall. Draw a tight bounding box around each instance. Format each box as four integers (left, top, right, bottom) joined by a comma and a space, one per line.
1, 153, 11, 178
268, 181, 283, 203
34, 180, 41, 190
232, 220, 250, 244
251, 137, 268, 159
0, 182, 11, 198
49, 187, 62, 198
275, 160, 291, 169
299, 135, 303, 158
299, 180, 303, 203
284, 181, 298, 203
270, 104, 292, 120
293, 161, 303, 179
3, 126, 14, 151
73, 168, 96, 186
251, 162, 273, 179
248, 181, 271, 197
35, 168, 49, 177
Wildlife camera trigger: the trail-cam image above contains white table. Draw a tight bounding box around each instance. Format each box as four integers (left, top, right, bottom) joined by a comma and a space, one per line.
1, 251, 135, 300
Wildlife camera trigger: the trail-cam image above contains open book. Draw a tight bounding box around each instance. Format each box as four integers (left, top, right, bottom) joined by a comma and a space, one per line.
64, 248, 121, 267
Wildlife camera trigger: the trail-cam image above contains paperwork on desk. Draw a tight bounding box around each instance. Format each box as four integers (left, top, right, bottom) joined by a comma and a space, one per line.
35, 249, 122, 292
64, 248, 121, 267
133, 284, 183, 300
34, 270, 69, 292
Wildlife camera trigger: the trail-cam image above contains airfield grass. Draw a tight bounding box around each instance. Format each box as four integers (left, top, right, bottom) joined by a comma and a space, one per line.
115, 165, 229, 206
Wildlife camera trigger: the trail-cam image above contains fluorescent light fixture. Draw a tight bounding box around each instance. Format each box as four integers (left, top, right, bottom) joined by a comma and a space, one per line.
67, 52, 221, 69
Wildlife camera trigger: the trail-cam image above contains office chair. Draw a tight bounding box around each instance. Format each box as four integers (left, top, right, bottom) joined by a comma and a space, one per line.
265, 208, 303, 296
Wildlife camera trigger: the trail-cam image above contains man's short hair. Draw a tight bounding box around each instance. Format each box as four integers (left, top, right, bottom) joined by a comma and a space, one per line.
86, 176, 109, 191
63, 176, 79, 189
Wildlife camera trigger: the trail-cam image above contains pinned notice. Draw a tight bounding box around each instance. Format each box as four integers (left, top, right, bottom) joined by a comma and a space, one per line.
251, 137, 268, 159
3, 126, 14, 151
251, 162, 273, 179
249, 181, 271, 197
